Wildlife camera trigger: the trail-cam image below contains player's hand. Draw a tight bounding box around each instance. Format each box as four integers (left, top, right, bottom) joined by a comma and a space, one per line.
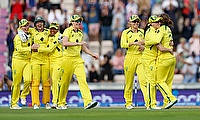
92, 54, 99, 60
78, 41, 87, 46
169, 40, 174, 46
31, 44, 40, 52
138, 45, 144, 51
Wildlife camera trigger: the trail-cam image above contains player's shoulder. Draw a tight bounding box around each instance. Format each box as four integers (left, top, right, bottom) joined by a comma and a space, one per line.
122, 28, 132, 34
14, 34, 20, 39
77, 28, 83, 33
138, 28, 144, 34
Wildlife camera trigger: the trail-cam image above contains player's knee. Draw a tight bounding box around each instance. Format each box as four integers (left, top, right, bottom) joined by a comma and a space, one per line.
31, 80, 40, 87
42, 79, 51, 87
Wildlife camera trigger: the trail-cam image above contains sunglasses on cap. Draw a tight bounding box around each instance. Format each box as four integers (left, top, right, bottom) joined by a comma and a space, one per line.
132, 20, 140, 23
152, 21, 161, 23
73, 19, 82, 23
51, 22, 58, 25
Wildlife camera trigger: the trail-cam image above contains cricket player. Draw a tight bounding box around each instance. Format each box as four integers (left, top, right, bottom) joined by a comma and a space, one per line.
57, 14, 98, 109
142, 15, 176, 110
156, 13, 177, 109
30, 16, 51, 109
10, 19, 32, 109
141, 15, 163, 110
120, 15, 147, 109
35, 22, 63, 108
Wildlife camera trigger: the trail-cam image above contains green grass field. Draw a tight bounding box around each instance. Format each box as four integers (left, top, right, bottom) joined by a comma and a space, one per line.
0, 107, 199, 120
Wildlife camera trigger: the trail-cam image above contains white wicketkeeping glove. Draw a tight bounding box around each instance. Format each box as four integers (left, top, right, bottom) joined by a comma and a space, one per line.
58, 34, 63, 44
18, 29, 29, 42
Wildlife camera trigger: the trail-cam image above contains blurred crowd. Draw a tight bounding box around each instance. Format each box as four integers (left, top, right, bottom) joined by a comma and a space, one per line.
1, 0, 200, 91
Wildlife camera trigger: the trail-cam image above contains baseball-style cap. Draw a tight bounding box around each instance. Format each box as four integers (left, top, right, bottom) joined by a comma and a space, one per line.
49, 22, 59, 29
148, 15, 162, 23
34, 16, 45, 25
129, 15, 141, 22
19, 19, 29, 27
70, 14, 83, 22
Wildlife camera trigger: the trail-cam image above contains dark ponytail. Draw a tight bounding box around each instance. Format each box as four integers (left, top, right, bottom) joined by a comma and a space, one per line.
160, 13, 174, 27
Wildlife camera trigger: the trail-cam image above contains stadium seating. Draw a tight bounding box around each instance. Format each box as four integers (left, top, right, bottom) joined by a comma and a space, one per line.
0, 8, 8, 80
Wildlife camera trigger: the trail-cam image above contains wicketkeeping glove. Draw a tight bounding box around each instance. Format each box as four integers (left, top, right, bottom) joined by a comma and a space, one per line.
18, 29, 29, 42
58, 34, 63, 44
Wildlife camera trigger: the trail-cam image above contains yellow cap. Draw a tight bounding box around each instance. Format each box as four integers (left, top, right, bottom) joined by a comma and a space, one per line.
19, 19, 29, 27
148, 15, 162, 23
129, 15, 141, 22
49, 22, 59, 29
70, 14, 83, 22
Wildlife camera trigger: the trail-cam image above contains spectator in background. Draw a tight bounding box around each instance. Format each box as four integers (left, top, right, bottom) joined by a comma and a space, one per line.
48, 7, 61, 24
99, 51, 114, 82
35, 7, 48, 26
162, 0, 179, 45
176, 37, 190, 58
37, 0, 51, 12
139, 9, 149, 29
10, 0, 25, 20
125, 0, 138, 21
75, 6, 82, 16
151, 0, 163, 15
194, 0, 200, 18
89, 64, 99, 82
59, 18, 69, 34
188, 32, 200, 57
59, 9, 71, 25
181, 18, 194, 41
6, 21, 16, 68
181, 0, 194, 20
112, 0, 125, 19
49, 0, 62, 9
182, 57, 198, 83
175, 49, 186, 74
110, 49, 124, 75
87, 3, 100, 41
82, 4, 89, 24
0, 74, 12, 91
100, 3, 113, 40
111, 7, 125, 52
23, 8, 35, 24
193, 16, 200, 36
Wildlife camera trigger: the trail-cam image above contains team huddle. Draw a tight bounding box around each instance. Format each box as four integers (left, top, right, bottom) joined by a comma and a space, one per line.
10, 13, 177, 110
121, 13, 177, 110
10, 15, 98, 110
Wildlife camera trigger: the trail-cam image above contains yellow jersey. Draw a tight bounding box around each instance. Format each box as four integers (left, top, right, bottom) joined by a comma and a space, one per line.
120, 28, 144, 55
30, 28, 50, 64
62, 26, 83, 57
157, 25, 174, 59
142, 26, 163, 59
38, 32, 63, 59
12, 33, 32, 60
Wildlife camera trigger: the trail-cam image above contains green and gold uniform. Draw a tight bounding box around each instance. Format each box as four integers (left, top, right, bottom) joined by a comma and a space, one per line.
156, 25, 177, 107
30, 28, 51, 106
38, 32, 63, 105
141, 26, 163, 108
57, 26, 93, 107
121, 28, 147, 107
11, 32, 32, 107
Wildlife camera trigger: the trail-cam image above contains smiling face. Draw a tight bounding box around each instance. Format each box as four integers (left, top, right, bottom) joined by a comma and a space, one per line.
20, 23, 29, 33
50, 27, 58, 36
35, 21, 44, 31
